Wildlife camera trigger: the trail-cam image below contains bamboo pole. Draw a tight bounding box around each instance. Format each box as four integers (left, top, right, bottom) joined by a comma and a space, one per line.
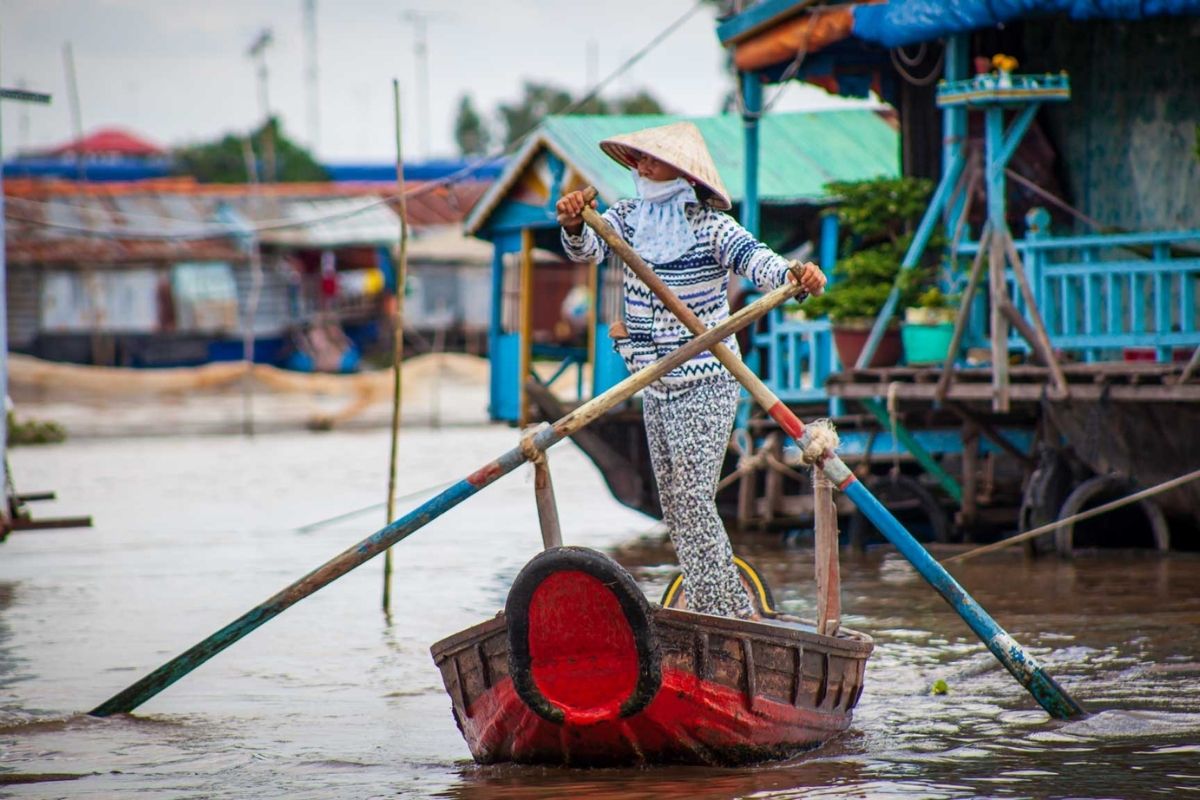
578, 190, 1085, 720
88, 279, 804, 718
383, 79, 409, 614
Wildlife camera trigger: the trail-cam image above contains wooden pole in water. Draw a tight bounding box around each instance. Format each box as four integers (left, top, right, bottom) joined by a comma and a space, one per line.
813, 469, 840, 637
383, 79, 410, 614
578, 189, 1086, 720
88, 281, 803, 718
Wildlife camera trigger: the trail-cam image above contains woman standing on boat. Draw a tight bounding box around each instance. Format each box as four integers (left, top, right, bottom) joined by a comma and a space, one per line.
557, 121, 826, 619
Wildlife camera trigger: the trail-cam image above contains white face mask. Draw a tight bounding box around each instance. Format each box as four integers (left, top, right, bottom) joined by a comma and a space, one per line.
630, 169, 698, 264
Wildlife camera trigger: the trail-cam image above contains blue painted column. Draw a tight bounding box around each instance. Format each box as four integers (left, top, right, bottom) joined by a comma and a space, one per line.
820, 212, 839, 284
944, 34, 970, 238
820, 211, 843, 416
740, 70, 762, 238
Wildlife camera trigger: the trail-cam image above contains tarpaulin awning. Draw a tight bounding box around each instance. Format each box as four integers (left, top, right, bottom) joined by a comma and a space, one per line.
726, 0, 1200, 70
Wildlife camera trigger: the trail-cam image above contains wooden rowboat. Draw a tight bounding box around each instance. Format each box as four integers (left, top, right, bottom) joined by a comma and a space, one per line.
431, 546, 873, 767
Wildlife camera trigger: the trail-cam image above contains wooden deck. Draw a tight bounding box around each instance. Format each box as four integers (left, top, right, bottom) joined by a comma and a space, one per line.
826, 362, 1200, 403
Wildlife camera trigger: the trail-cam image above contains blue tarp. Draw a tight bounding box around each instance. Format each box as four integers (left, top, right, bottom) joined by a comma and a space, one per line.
852, 0, 1200, 47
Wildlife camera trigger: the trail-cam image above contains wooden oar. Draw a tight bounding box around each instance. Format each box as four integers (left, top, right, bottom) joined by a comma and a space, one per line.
89, 277, 804, 718
578, 188, 1086, 720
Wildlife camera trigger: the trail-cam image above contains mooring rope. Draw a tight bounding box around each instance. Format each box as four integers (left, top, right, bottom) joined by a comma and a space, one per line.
943, 466, 1200, 564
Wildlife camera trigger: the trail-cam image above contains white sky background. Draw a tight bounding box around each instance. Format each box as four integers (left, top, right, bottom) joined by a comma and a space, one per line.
0, 0, 876, 163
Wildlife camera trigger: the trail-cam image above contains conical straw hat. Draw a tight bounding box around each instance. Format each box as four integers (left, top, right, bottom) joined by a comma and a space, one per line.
600, 121, 732, 211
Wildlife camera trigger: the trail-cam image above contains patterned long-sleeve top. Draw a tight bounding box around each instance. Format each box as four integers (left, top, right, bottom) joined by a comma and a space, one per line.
562, 198, 795, 397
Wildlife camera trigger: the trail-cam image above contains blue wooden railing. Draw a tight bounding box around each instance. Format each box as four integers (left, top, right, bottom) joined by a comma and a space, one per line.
749, 216, 1200, 407
957, 214, 1200, 363
751, 308, 838, 404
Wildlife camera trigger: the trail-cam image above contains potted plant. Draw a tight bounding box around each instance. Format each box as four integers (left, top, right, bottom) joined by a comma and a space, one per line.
806, 176, 938, 368
902, 286, 958, 365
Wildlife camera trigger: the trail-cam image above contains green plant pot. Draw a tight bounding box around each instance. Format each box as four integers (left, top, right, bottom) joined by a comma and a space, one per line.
901, 322, 955, 366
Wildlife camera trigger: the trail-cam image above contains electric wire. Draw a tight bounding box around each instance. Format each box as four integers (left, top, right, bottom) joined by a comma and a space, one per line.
5, 2, 707, 242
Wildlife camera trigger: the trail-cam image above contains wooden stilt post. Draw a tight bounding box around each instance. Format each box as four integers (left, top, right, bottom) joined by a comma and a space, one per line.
959, 421, 979, 530
989, 227, 1011, 412
813, 468, 841, 637
763, 434, 783, 524
736, 439, 756, 529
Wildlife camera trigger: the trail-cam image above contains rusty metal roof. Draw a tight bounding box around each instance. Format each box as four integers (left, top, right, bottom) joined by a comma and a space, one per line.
4, 191, 246, 266
4, 178, 494, 265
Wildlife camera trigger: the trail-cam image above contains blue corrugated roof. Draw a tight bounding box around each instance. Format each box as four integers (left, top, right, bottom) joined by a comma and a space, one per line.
853, 0, 1200, 48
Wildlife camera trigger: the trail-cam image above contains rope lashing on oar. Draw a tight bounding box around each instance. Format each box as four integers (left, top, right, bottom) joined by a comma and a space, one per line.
796, 419, 839, 466
943, 467, 1200, 565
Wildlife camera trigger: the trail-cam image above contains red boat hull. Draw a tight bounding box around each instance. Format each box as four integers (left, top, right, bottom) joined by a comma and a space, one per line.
431, 548, 872, 766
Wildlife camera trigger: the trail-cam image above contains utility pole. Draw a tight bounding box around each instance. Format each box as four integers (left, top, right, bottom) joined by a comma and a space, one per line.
401, 11, 430, 159
303, 0, 320, 153
61, 42, 84, 180
400, 10, 452, 159
246, 28, 274, 182
586, 38, 599, 91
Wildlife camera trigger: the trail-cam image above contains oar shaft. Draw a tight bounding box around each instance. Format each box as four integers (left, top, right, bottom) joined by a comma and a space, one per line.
89, 277, 802, 718
580, 195, 1085, 720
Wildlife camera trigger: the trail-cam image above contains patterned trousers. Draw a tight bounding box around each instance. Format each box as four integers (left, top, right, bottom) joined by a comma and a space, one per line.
644, 378, 753, 619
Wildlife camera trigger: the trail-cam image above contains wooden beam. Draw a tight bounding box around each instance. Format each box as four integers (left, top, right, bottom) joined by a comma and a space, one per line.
936, 225, 991, 404
1002, 231, 1070, 399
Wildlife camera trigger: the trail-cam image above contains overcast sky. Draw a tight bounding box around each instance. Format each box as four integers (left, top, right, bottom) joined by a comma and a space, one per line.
1, 0, 874, 163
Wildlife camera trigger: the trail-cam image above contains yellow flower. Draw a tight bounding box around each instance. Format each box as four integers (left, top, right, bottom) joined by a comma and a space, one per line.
991, 53, 1019, 72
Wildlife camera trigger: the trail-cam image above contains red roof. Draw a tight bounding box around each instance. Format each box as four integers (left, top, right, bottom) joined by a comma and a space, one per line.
43, 127, 166, 158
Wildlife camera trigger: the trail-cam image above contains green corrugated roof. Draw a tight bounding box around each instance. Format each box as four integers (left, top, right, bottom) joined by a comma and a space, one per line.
465, 109, 899, 233
542, 109, 898, 205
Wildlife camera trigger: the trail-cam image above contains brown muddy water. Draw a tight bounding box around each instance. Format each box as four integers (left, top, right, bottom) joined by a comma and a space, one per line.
2, 427, 1199, 799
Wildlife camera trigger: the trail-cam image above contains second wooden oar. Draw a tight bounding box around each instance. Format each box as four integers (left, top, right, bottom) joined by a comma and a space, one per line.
578, 189, 1085, 720
89, 278, 804, 718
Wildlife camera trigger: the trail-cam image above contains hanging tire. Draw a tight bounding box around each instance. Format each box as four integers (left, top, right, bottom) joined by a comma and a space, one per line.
848, 472, 951, 548
506, 546, 661, 725
1054, 474, 1170, 556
